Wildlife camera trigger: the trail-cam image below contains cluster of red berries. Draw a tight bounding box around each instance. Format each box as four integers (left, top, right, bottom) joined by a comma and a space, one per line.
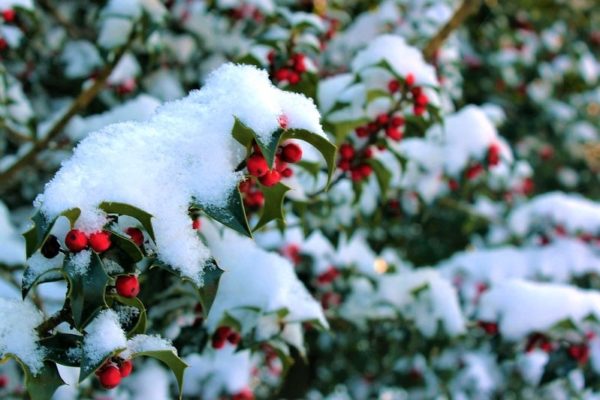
356, 113, 405, 142
65, 229, 112, 253
95, 357, 133, 389
337, 143, 373, 182
270, 51, 307, 85
568, 343, 590, 365
387, 73, 429, 116
246, 141, 301, 184
316, 266, 340, 285
448, 143, 503, 190
212, 326, 241, 349
525, 333, 553, 353
115, 275, 140, 298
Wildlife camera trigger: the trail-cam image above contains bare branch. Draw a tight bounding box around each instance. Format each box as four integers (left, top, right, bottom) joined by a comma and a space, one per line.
423, 0, 481, 62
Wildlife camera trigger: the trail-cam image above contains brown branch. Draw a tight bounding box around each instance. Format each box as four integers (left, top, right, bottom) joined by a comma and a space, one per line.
0, 33, 136, 188
423, 0, 481, 62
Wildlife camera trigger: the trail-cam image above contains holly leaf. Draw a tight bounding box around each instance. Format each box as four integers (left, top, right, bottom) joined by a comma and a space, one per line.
99, 202, 155, 241
23, 209, 80, 258
107, 229, 144, 263
232, 117, 283, 167
24, 361, 65, 400
198, 259, 224, 315
38, 333, 83, 367
22, 268, 63, 299
283, 129, 337, 187
65, 253, 110, 329
191, 188, 252, 238
109, 295, 147, 337
132, 349, 188, 399
366, 158, 392, 197
540, 348, 578, 385
254, 182, 291, 231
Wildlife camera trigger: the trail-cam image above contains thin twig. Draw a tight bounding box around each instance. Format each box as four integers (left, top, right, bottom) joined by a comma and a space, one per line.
0, 33, 136, 187
423, 0, 481, 62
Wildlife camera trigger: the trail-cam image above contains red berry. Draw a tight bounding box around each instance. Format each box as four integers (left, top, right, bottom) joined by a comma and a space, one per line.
448, 179, 459, 191
376, 113, 389, 126
245, 191, 265, 208
65, 229, 88, 252
192, 219, 202, 230
356, 126, 369, 138
411, 87, 423, 97
98, 365, 121, 389
247, 154, 269, 177
465, 164, 484, 180
278, 114, 288, 129
478, 321, 498, 335
364, 147, 374, 158
351, 168, 363, 181
267, 50, 276, 64
227, 331, 241, 345
232, 387, 254, 400
568, 344, 589, 364
487, 143, 501, 167
119, 359, 133, 377
281, 142, 302, 163
0, 37, 6, 50
385, 127, 403, 141
292, 54, 306, 73
414, 93, 428, 107
367, 122, 379, 134
116, 275, 140, 298
414, 105, 426, 116
281, 168, 293, 178
125, 227, 144, 246
239, 178, 252, 193
2, 9, 15, 23
288, 72, 300, 85
391, 116, 404, 127
359, 164, 373, 178
0, 374, 8, 388
259, 170, 281, 186
89, 231, 112, 253
388, 79, 400, 93
339, 144, 355, 160
317, 266, 340, 285
274, 69, 290, 82
213, 327, 232, 349
405, 73, 415, 86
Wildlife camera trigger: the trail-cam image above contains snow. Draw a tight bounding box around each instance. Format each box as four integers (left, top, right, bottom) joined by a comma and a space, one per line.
440, 239, 600, 285
60, 41, 102, 79
0, 298, 45, 374
82, 309, 127, 366
478, 280, 600, 339
122, 334, 175, 358
125, 360, 172, 400
98, 0, 141, 49
351, 35, 439, 87
183, 347, 252, 398
36, 63, 325, 285
340, 269, 466, 337
0, 201, 25, 266
203, 221, 327, 331
67, 95, 161, 141
68, 250, 92, 276
509, 192, 600, 236
23, 251, 65, 288
0, 0, 33, 9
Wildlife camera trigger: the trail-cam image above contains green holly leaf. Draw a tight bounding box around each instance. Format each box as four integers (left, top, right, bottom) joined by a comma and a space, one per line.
107, 229, 144, 263
23, 208, 80, 258
198, 259, 224, 315
232, 117, 283, 167
65, 253, 110, 329
99, 202, 155, 241
366, 88, 391, 103
324, 118, 369, 143
132, 349, 188, 399
283, 129, 337, 187
191, 188, 252, 238
38, 333, 83, 367
22, 268, 63, 299
366, 158, 392, 197
109, 295, 147, 337
540, 348, 578, 385
254, 182, 291, 231
24, 361, 65, 400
